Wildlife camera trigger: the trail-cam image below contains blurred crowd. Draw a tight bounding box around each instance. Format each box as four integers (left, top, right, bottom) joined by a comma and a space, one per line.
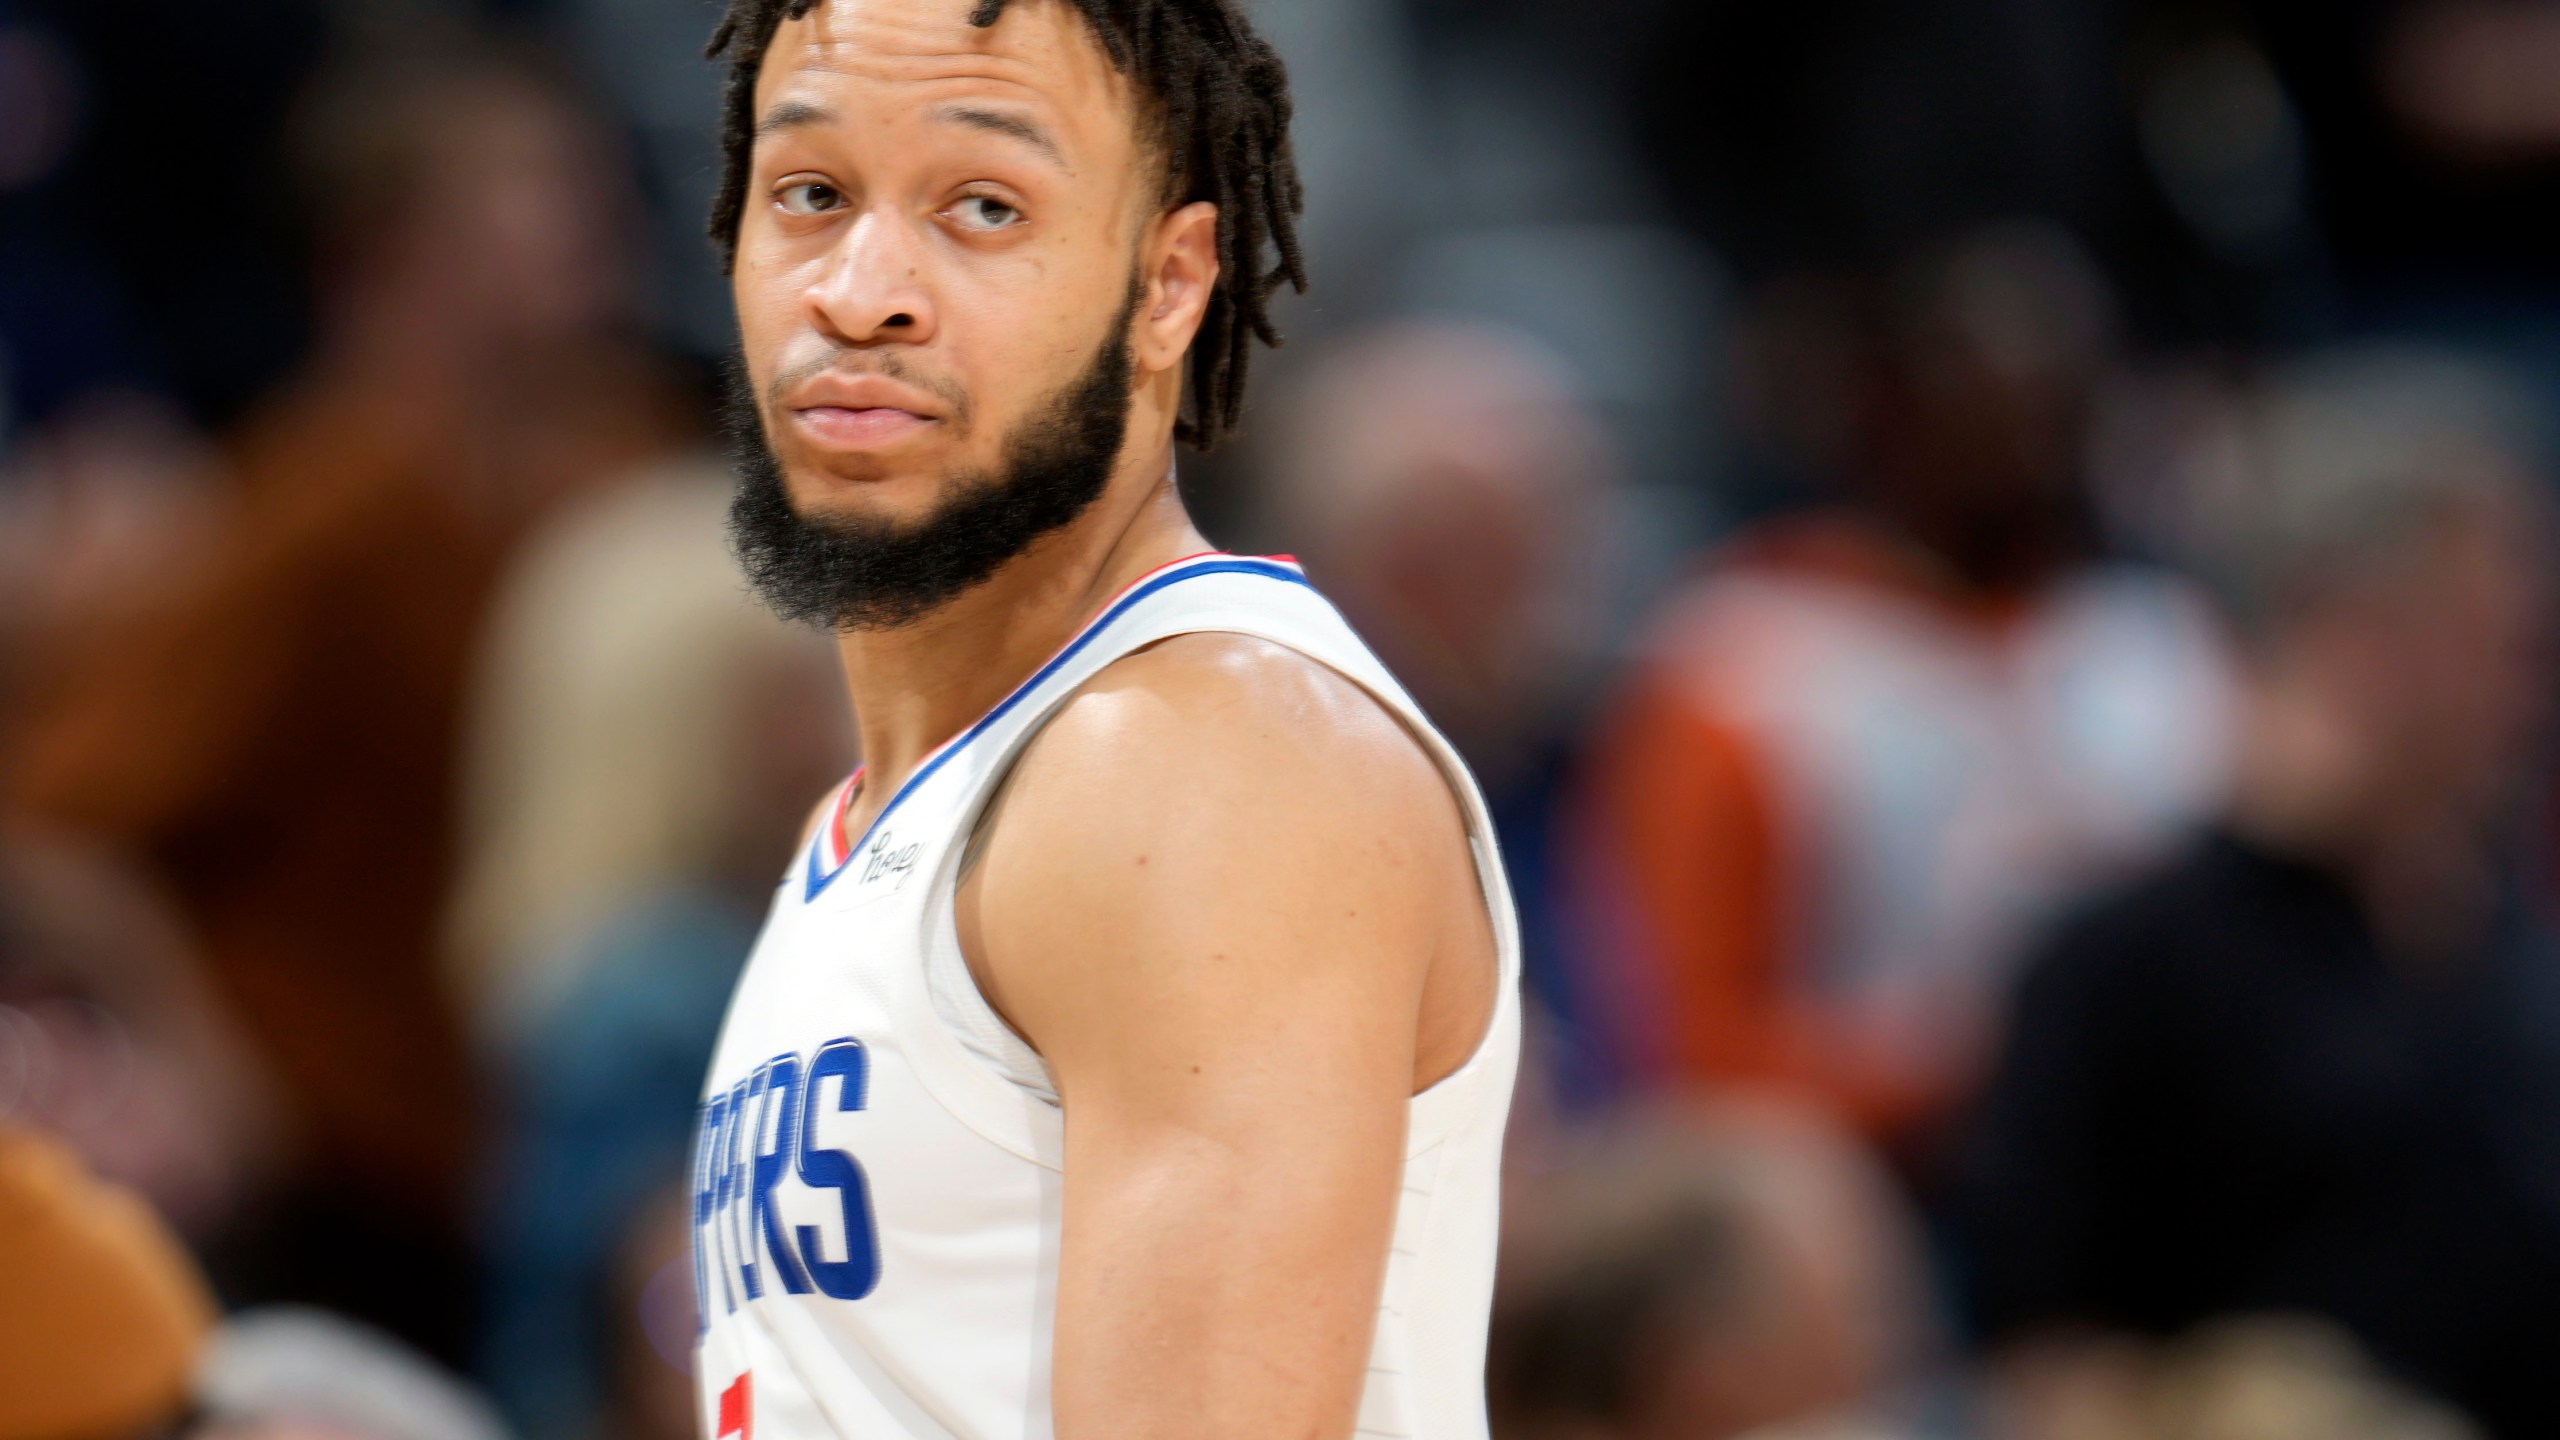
8, 1, 2560, 1439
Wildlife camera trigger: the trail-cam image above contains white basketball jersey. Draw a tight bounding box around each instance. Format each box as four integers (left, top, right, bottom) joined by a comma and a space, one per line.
689, 552, 1523, 1440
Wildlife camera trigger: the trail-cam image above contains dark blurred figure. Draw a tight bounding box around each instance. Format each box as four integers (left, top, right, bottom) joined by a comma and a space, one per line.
0, 0, 271, 737
1490, 1097, 1935, 1440
2241, 0, 2560, 298
2097, 0, 2560, 352
0, 0, 325, 431
1953, 350, 2560, 1440
1577, 226, 2230, 1155
1260, 323, 1628, 1107
1583, 0, 2560, 346
1, 37, 687, 1361
1580, 0, 2173, 329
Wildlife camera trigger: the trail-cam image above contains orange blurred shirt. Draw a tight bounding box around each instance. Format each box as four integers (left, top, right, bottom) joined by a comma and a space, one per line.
4, 352, 682, 1222
0, 1128, 215, 1440
1580, 516, 2232, 1141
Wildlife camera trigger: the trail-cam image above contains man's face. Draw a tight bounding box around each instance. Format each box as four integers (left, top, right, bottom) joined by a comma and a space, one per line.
2361, 487, 2559, 820
732, 0, 1160, 530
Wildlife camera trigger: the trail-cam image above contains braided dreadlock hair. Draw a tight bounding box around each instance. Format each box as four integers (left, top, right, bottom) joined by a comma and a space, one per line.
705, 0, 1308, 450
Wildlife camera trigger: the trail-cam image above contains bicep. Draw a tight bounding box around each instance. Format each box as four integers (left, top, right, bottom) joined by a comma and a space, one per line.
1049, 1015, 1410, 1440
967, 641, 1451, 1440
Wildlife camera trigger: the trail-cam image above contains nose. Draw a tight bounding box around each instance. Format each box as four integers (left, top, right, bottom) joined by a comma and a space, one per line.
806, 208, 938, 348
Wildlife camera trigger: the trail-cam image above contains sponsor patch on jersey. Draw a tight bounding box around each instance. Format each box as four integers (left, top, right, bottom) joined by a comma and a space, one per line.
844, 826, 922, 903
812, 791, 926, 909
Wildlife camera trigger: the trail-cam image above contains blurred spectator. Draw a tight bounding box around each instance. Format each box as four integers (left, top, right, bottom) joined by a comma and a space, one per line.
193, 1308, 514, 1440
0, 831, 282, 1243
1, 1126, 514, 1440
2096, 1, 2560, 356
0, 0, 326, 432
1577, 226, 2232, 1152
1260, 323, 1627, 1104
0, 392, 230, 733
445, 467, 845, 1045
0, 1127, 216, 1440
1599, 0, 2560, 341
1986, 1316, 2479, 1440
0, 35, 688, 1361
591, 1188, 701, 1440
1606, 0, 2145, 288
448, 469, 845, 1439
0, 0, 250, 739
2244, 0, 2560, 295
1490, 1097, 1936, 1440
1952, 350, 2560, 1440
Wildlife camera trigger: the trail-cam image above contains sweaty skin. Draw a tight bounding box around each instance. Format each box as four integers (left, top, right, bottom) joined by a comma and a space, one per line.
735, 3, 1498, 1437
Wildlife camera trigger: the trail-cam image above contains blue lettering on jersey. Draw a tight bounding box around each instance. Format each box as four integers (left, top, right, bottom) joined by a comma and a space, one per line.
691, 1091, 730, 1322
797, 1039, 882, 1300
726, 1074, 757, 1299
692, 1036, 881, 1333
752, 1054, 815, 1295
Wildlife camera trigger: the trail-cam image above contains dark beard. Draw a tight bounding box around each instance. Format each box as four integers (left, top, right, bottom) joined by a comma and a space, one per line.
726, 284, 1139, 631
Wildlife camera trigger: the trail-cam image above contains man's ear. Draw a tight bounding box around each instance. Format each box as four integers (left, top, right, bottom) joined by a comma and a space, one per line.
1134, 201, 1221, 377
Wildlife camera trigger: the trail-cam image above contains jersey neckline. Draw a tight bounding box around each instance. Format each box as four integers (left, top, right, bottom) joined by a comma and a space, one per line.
805, 551, 1309, 901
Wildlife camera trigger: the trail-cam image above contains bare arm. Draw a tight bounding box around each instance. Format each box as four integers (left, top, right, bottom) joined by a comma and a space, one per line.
956, 634, 1491, 1440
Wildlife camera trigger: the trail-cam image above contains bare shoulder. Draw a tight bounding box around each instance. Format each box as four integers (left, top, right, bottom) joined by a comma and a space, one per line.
1003, 631, 1459, 853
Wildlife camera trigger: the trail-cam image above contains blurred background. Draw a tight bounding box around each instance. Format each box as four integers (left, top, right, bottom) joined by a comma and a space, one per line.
8, 1, 2560, 1438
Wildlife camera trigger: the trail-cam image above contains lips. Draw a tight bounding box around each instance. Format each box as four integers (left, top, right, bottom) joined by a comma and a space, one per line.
792, 404, 936, 449
783, 373, 948, 453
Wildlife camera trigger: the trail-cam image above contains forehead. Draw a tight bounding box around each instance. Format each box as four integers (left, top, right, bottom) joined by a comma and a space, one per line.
756, 0, 1139, 159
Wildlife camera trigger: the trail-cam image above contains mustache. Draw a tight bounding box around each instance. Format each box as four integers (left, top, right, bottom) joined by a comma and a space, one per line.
765, 348, 975, 431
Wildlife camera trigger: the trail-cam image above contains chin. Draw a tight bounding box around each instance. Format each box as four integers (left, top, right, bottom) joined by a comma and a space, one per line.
783, 459, 955, 528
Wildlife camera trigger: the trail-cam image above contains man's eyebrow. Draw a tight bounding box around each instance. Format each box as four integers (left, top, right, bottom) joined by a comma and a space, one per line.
932, 104, 1066, 167
755, 100, 837, 139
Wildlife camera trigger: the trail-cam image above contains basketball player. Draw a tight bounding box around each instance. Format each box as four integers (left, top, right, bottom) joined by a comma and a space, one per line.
686, 2, 1519, 1438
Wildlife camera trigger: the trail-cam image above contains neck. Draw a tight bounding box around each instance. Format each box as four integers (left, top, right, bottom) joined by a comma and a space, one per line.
832, 435, 1206, 828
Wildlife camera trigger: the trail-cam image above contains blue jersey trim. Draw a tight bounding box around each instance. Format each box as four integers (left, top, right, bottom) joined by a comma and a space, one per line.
804, 557, 1314, 901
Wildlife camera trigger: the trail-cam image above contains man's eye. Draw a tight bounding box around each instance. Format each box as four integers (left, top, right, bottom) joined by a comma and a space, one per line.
778, 181, 844, 216
949, 196, 1023, 232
